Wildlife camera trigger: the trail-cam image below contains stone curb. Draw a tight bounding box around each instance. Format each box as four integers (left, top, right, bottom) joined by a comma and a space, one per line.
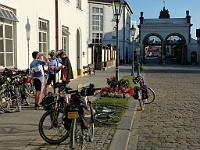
109, 98, 137, 150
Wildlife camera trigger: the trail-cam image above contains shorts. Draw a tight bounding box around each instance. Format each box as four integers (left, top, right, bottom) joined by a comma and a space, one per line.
46, 74, 59, 86
33, 76, 44, 91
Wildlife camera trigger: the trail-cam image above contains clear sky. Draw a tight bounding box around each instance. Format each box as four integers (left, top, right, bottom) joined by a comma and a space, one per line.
126, 0, 199, 39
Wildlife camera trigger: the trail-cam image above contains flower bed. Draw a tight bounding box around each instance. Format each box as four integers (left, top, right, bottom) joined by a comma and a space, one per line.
100, 76, 134, 98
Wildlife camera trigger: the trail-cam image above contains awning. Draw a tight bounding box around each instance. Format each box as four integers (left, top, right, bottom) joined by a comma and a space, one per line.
0, 8, 18, 22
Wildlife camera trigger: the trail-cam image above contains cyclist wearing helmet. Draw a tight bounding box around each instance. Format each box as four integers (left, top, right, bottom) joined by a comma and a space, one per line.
55, 50, 73, 85
44, 50, 61, 95
30, 51, 49, 110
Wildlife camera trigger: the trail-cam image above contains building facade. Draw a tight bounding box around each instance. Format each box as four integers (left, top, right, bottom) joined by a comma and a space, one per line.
138, 7, 200, 64
0, 0, 89, 78
88, 0, 133, 65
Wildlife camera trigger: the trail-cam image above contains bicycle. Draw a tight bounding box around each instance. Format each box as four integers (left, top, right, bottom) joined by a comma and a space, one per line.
0, 68, 22, 113
64, 83, 100, 149
38, 83, 71, 144
132, 75, 155, 110
93, 97, 127, 125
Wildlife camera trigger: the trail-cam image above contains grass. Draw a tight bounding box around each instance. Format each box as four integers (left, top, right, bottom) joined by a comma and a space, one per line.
92, 75, 135, 127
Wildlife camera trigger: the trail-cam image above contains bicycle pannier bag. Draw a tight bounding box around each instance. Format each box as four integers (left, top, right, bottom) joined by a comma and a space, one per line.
79, 104, 91, 129
142, 85, 149, 99
133, 86, 139, 99
41, 92, 54, 110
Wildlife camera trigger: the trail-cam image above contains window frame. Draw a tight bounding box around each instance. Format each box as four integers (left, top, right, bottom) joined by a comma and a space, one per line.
38, 18, 49, 57
62, 26, 70, 56
0, 21, 14, 67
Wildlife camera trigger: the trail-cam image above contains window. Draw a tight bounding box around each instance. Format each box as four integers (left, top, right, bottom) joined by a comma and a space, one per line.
0, 22, 14, 67
92, 33, 102, 46
92, 15, 103, 31
38, 19, 49, 57
62, 26, 70, 56
92, 7, 103, 13
77, 0, 81, 10
0, 7, 18, 67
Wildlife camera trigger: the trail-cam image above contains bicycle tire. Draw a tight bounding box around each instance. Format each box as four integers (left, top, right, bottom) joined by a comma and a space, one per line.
104, 104, 128, 111
88, 105, 95, 142
70, 118, 77, 149
38, 108, 69, 144
25, 82, 35, 98
144, 87, 155, 104
0, 87, 21, 113
94, 112, 121, 125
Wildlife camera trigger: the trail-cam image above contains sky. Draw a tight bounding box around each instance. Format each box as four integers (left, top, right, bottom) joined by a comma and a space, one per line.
126, 0, 199, 39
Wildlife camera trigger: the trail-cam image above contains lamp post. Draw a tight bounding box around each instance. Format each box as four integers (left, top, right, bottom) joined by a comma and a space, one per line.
112, 0, 122, 81
130, 25, 136, 76
25, 18, 31, 68
136, 47, 140, 75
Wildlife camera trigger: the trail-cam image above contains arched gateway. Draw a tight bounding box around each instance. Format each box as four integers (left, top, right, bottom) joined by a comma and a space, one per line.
138, 7, 193, 64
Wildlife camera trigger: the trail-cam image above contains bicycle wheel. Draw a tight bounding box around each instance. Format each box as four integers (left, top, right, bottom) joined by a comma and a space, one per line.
70, 118, 78, 149
25, 82, 35, 98
88, 105, 95, 142
0, 87, 21, 113
94, 112, 121, 125
38, 108, 69, 144
144, 87, 155, 104
104, 104, 128, 112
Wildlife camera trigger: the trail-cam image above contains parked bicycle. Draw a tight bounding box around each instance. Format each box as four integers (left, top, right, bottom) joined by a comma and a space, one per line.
0, 68, 22, 112
93, 97, 128, 125
132, 75, 155, 110
38, 82, 71, 144
0, 68, 35, 113
65, 83, 100, 149
38, 83, 100, 149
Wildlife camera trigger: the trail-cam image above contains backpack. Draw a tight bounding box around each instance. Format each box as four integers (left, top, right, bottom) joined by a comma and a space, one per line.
142, 85, 149, 99
41, 92, 55, 110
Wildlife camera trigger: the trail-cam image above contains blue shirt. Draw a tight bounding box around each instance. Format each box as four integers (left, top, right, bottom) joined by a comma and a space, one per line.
30, 60, 45, 77
48, 58, 61, 74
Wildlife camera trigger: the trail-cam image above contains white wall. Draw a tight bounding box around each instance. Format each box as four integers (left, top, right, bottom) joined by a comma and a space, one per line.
0, 0, 89, 73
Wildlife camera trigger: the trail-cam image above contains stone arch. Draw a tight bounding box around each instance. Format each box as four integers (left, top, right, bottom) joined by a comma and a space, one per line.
141, 33, 164, 63
164, 33, 187, 64
142, 33, 164, 44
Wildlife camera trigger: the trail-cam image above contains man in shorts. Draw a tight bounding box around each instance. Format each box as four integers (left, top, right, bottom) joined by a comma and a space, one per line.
30, 51, 49, 110
44, 50, 61, 95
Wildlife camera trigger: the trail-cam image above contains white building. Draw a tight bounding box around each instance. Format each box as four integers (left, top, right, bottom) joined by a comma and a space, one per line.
88, 0, 133, 64
0, 0, 89, 78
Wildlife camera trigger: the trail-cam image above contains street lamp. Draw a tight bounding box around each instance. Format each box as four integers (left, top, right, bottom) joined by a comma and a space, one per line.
25, 18, 31, 68
112, 0, 123, 81
130, 25, 136, 76
136, 47, 140, 75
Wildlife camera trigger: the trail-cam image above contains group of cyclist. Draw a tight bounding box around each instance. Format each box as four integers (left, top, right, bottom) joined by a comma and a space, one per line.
30, 50, 73, 110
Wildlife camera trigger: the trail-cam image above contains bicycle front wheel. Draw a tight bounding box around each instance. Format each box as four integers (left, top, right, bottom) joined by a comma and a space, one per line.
38, 108, 69, 144
144, 87, 155, 104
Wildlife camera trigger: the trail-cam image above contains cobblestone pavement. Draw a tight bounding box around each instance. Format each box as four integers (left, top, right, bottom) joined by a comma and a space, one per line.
128, 57, 200, 150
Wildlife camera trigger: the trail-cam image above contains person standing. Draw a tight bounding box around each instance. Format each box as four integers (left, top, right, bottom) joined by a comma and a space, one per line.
44, 50, 61, 95
56, 50, 74, 86
30, 51, 49, 110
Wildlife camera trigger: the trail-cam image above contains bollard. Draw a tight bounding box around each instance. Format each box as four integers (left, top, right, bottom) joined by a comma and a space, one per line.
137, 63, 140, 75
